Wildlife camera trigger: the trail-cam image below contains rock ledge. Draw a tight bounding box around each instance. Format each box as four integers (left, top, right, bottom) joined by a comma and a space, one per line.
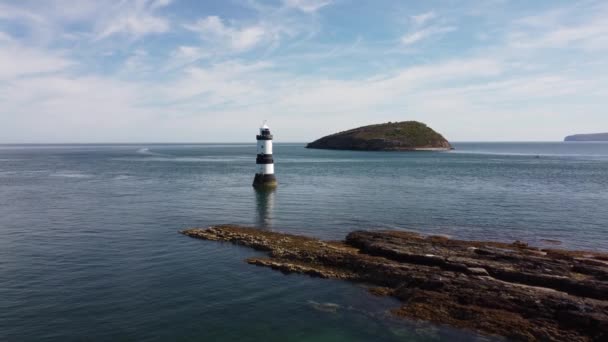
181, 225, 608, 341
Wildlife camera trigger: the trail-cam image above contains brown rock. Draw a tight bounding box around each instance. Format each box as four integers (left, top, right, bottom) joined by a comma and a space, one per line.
181, 225, 608, 341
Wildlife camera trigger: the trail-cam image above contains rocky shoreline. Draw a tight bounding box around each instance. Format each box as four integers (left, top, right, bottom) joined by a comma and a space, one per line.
181, 225, 608, 341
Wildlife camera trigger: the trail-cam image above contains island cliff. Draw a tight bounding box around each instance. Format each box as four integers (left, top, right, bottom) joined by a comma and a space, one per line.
564, 133, 608, 142
306, 121, 452, 151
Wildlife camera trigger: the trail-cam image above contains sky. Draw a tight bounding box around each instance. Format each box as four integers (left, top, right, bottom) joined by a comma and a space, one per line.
0, 0, 607, 143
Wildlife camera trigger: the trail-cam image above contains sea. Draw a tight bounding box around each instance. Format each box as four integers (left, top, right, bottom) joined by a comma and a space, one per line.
1, 142, 607, 341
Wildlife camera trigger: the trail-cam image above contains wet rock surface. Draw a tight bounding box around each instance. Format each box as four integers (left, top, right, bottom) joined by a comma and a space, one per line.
181, 225, 608, 341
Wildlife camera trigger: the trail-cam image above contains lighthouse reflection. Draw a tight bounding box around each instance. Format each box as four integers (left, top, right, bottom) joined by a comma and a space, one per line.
254, 188, 275, 229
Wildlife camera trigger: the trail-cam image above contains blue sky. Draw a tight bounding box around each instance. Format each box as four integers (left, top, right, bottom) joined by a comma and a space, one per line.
0, 0, 607, 142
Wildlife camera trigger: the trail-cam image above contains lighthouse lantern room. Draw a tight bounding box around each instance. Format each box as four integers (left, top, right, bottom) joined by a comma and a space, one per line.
253, 122, 277, 188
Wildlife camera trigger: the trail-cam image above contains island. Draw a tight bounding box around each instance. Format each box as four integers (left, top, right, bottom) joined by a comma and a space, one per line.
182, 225, 608, 341
306, 121, 453, 151
564, 133, 608, 142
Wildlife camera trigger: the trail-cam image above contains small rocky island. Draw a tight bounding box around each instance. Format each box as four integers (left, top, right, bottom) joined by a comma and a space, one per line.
564, 133, 608, 142
306, 121, 453, 151
182, 225, 608, 341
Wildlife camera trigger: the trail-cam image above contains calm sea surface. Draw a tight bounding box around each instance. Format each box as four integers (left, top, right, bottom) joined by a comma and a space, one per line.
1, 142, 607, 341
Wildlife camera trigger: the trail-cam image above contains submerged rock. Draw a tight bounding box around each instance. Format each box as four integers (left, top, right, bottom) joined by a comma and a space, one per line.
181, 225, 608, 341
307, 300, 341, 313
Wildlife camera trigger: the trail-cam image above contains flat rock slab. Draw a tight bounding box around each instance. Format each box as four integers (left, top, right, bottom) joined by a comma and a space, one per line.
181, 225, 608, 341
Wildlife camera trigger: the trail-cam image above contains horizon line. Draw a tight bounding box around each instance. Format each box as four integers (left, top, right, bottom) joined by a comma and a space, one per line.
0, 140, 589, 145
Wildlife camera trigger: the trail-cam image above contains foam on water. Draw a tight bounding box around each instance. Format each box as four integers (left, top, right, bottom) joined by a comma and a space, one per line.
118, 156, 251, 162
136, 147, 152, 154
451, 149, 608, 159
136, 147, 171, 156
278, 158, 371, 163
50, 171, 93, 178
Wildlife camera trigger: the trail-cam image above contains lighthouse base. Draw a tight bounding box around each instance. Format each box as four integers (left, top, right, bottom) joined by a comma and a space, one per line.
253, 173, 277, 189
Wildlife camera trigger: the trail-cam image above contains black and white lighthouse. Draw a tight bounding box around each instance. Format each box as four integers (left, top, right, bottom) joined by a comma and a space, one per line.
253, 123, 277, 188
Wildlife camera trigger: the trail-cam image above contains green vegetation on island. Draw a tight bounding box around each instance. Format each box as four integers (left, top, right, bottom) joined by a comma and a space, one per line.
306, 121, 453, 151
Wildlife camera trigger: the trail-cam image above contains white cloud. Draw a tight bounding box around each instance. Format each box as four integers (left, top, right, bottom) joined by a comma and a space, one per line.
175, 46, 204, 58
162, 46, 210, 71
401, 11, 456, 45
411, 11, 436, 26
283, 0, 332, 13
232, 26, 266, 50
0, 43, 605, 142
96, 0, 172, 39
0, 3, 46, 23
40, 0, 108, 21
0, 42, 72, 79
98, 15, 169, 39
0, 31, 12, 42
508, 4, 608, 51
401, 26, 456, 45
161, 61, 273, 103
510, 19, 608, 50
150, 0, 173, 10
0, 72, 153, 142
184, 16, 268, 51
0, 1, 173, 42
122, 49, 151, 73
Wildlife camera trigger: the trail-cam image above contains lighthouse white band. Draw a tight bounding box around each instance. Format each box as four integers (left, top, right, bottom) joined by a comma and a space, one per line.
257, 141, 273, 154
256, 163, 274, 174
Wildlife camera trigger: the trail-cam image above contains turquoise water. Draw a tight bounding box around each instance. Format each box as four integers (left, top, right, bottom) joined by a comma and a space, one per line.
1, 142, 607, 341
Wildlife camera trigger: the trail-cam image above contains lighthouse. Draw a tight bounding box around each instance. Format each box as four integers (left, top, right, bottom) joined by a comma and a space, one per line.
253, 122, 277, 188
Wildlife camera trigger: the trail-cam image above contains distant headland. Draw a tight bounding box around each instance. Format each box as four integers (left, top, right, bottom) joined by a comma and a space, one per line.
306, 121, 453, 151
564, 133, 608, 142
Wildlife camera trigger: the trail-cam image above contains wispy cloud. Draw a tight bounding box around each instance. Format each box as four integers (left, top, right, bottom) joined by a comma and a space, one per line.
184, 16, 267, 51
507, 2, 608, 51
283, 0, 332, 13
159, 61, 273, 111
96, 0, 172, 39
0, 31, 12, 42
0, 39, 72, 78
510, 19, 608, 51
411, 11, 436, 26
0, 3, 46, 24
402, 26, 456, 45
162, 46, 210, 71
122, 49, 151, 73
401, 11, 456, 45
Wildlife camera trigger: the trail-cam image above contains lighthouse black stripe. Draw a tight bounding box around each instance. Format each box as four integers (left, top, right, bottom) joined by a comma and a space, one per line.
256, 154, 274, 164
253, 174, 277, 183
256, 135, 273, 140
